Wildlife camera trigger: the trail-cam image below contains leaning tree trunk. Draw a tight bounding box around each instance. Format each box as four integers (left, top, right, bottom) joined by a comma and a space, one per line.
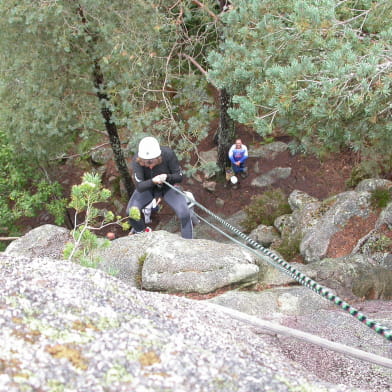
216, 88, 235, 173
92, 60, 134, 198
216, 1, 235, 173
78, 5, 134, 199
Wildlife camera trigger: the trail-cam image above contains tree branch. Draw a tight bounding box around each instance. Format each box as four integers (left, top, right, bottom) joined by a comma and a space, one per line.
178, 53, 208, 76
191, 0, 219, 21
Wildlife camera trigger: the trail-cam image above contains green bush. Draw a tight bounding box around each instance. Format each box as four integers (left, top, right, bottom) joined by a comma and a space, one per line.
242, 188, 291, 232
346, 161, 381, 188
370, 187, 392, 209
274, 233, 302, 261
0, 131, 67, 234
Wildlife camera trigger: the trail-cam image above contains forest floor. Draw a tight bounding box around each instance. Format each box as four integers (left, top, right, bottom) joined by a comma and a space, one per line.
18, 126, 392, 260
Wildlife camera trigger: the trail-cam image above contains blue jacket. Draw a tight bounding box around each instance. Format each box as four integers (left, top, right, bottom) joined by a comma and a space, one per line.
228, 144, 248, 164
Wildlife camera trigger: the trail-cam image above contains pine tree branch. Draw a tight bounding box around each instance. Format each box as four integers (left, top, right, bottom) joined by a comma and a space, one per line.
178, 53, 208, 76
191, 0, 219, 21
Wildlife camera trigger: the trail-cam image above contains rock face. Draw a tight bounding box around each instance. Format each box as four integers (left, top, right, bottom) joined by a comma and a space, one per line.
251, 167, 292, 187
141, 232, 258, 293
248, 141, 288, 159
97, 231, 259, 292
3, 220, 392, 391
4, 224, 71, 260
299, 190, 372, 263
2, 253, 348, 392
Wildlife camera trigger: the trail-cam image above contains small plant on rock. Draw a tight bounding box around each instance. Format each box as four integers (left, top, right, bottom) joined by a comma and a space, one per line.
242, 188, 291, 232
274, 232, 302, 261
368, 234, 392, 253
63, 172, 128, 267
346, 160, 381, 188
370, 187, 392, 209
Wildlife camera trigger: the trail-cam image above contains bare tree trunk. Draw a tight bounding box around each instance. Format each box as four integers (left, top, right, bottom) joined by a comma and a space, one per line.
78, 5, 134, 199
216, 0, 235, 173
216, 88, 235, 172
92, 60, 134, 198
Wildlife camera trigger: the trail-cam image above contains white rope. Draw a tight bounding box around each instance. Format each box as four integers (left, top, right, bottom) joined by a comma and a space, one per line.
205, 302, 392, 369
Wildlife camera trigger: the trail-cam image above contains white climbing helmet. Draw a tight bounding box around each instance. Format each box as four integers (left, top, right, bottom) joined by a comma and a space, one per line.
230, 175, 238, 184
138, 137, 161, 159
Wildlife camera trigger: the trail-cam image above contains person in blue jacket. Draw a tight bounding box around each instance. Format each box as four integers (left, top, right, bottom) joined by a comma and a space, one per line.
228, 139, 248, 178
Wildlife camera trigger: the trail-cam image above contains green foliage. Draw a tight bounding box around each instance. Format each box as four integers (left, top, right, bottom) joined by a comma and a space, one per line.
136, 253, 148, 288
0, 131, 67, 235
370, 187, 392, 209
207, 0, 392, 166
367, 234, 392, 253
64, 172, 125, 266
63, 227, 110, 269
274, 232, 302, 261
0, 0, 218, 173
346, 160, 381, 188
242, 188, 291, 232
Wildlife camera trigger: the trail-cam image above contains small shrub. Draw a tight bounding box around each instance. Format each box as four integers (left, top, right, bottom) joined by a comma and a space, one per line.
136, 253, 147, 288
346, 161, 381, 188
370, 187, 392, 209
368, 235, 392, 252
64, 172, 126, 266
274, 233, 302, 261
242, 188, 291, 232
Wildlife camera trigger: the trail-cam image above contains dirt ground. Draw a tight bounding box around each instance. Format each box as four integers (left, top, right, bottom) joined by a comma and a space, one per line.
17, 127, 390, 260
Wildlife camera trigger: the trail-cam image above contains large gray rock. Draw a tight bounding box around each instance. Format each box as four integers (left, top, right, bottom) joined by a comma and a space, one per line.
4, 224, 71, 260
248, 141, 288, 159
140, 231, 259, 293
96, 231, 260, 293
274, 193, 321, 239
355, 178, 392, 192
249, 224, 280, 247
192, 210, 247, 243
259, 260, 318, 287
308, 254, 392, 300
97, 235, 150, 287
208, 286, 332, 321
288, 189, 319, 210
251, 167, 292, 188
208, 276, 392, 390
300, 191, 372, 263
276, 302, 392, 390
3, 253, 362, 392
376, 202, 392, 229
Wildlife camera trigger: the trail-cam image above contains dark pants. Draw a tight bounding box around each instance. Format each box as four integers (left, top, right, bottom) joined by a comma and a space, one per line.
232, 161, 247, 174
126, 187, 193, 239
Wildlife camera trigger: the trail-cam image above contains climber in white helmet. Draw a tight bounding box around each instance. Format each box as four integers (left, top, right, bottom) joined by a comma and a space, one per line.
126, 136, 193, 239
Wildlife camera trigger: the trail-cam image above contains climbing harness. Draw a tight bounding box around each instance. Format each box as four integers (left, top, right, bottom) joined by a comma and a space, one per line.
163, 180, 392, 344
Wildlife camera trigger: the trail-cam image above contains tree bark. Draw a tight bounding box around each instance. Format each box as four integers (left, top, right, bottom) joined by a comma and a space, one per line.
92, 60, 134, 198
77, 5, 134, 199
216, 1, 234, 173
216, 88, 235, 172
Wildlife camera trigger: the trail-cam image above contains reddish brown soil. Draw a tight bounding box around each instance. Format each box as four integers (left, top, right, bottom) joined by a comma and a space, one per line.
326, 214, 379, 259
16, 127, 390, 260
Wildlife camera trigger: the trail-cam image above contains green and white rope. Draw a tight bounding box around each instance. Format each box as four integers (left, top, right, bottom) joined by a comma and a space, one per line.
164, 181, 392, 342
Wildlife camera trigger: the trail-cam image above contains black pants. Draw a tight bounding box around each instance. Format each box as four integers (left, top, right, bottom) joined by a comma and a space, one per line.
126, 187, 193, 239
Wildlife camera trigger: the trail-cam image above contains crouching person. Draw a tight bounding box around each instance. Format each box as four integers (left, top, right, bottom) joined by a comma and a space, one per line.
126, 136, 193, 239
